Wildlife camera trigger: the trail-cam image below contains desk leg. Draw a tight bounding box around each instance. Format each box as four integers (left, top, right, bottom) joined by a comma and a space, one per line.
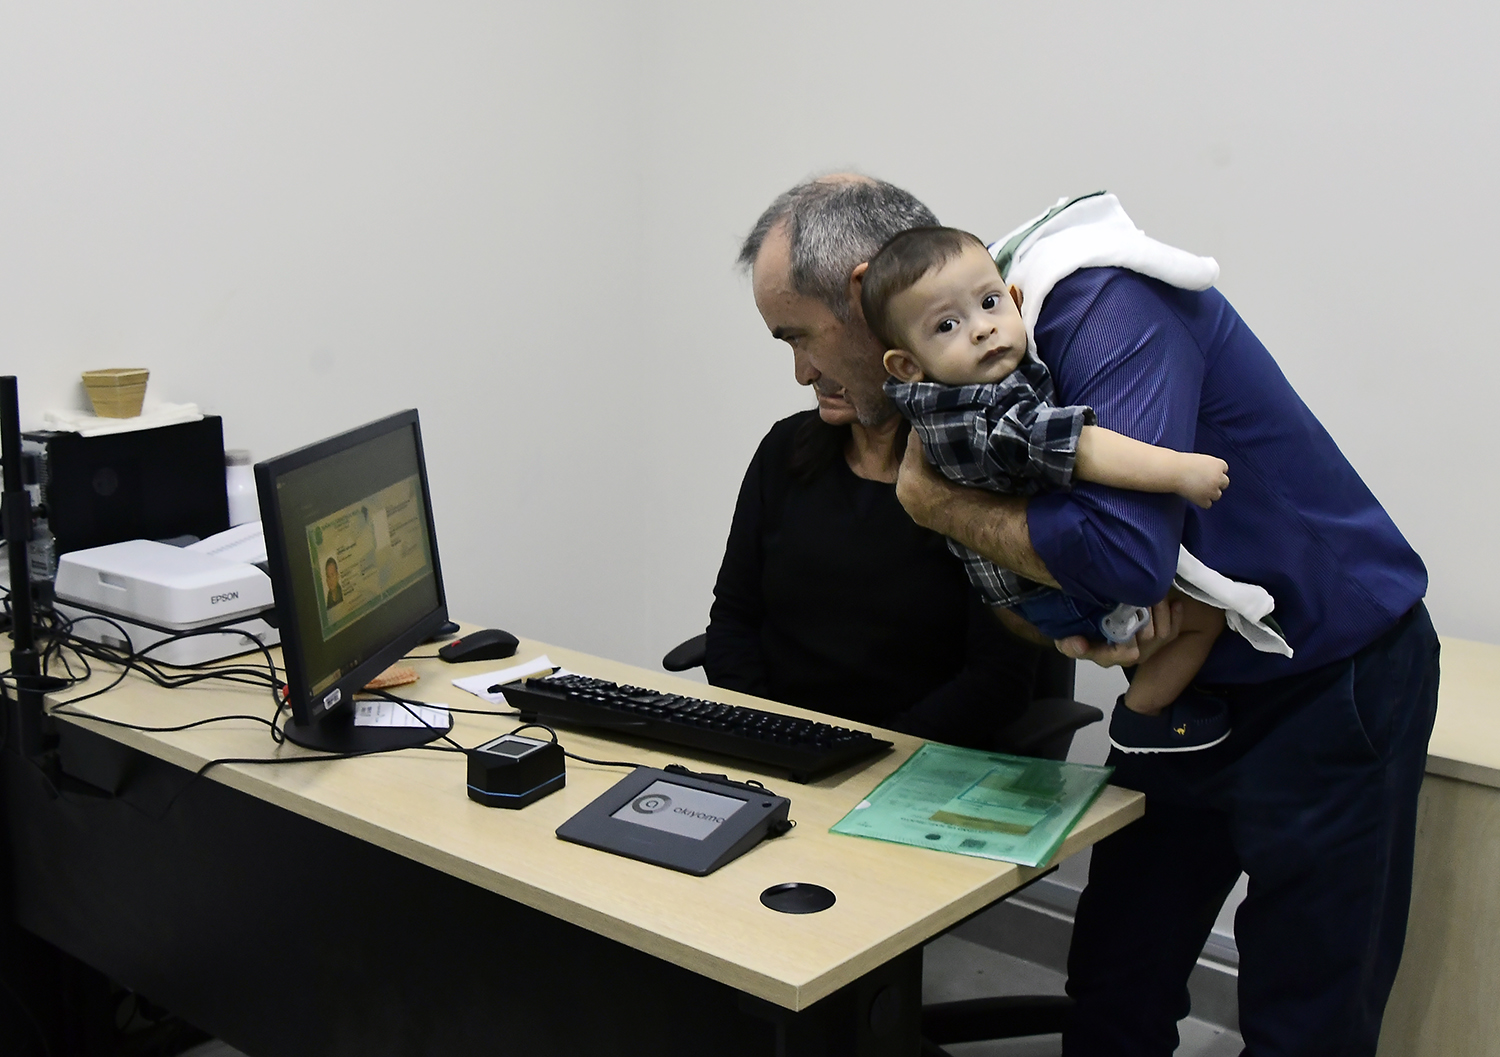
739, 948, 922, 1057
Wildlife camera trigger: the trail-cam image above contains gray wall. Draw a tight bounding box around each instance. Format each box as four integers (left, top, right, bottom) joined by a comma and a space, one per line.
4, 0, 1494, 933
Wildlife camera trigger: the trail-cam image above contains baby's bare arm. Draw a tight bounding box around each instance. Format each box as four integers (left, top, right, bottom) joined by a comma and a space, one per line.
1120, 596, 1225, 715
1074, 426, 1229, 509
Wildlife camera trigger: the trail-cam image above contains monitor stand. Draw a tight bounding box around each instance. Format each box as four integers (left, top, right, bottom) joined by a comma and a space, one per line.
280, 706, 454, 755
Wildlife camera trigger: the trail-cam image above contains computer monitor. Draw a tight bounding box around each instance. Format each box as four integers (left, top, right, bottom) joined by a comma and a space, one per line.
255, 409, 452, 753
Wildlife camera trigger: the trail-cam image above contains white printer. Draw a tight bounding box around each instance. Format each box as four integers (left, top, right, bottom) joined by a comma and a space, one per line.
54, 524, 281, 666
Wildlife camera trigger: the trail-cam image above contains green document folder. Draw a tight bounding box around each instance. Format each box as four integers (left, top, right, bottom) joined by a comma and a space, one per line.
830, 743, 1113, 868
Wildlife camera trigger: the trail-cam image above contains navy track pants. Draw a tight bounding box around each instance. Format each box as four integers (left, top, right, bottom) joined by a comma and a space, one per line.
1063, 604, 1440, 1057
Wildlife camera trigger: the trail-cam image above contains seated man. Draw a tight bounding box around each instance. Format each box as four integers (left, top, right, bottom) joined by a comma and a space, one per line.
706, 409, 1042, 750
706, 178, 1043, 751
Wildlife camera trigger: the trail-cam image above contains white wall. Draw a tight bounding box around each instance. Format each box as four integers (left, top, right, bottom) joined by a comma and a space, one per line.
7, 1, 1491, 665
5, 0, 1492, 970
629, 0, 1500, 659
2, 1, 657, 660
4, 2, 1494, 680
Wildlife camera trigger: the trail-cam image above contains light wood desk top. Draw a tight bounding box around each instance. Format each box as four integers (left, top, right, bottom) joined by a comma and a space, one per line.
41, 631, 1143, 1011
1427, 636, 1500, 790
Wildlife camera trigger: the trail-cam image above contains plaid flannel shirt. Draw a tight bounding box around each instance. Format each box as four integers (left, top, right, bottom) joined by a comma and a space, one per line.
885, 354, 1095, 607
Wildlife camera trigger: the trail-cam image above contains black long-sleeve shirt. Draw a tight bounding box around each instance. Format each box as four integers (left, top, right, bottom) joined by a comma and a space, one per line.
705, 412, 1038, 750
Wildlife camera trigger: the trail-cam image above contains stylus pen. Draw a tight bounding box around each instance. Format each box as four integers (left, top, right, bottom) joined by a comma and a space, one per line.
488, 668, 558, 695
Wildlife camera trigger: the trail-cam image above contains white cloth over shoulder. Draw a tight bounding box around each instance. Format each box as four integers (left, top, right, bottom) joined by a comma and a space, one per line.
988, 192, 1219, 356
1173, 547, 1293, 657
42, 402, 203, 437
988, 192, 1289, 657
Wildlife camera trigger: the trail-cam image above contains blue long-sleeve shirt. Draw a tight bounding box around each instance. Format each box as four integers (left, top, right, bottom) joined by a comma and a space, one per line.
1026, 268, 1426, 684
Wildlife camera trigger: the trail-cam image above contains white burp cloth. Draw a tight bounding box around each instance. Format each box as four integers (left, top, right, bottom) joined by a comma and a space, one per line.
989, 192, 1220, 358
1174, 546, 1293, 657
987, 193, 1289, 657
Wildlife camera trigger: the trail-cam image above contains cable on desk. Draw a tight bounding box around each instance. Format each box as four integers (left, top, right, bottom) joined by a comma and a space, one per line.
0, 604, 292, 757
42, 617, 285, 724
19, 600, 491, 757
128, 733, 475, 821
25, 611, 285, 707
49, 708, 278, 738
559, 748, 649, 769
194, 740, 468, 777
9, 595, 771, 812
4, 599, 489, 821
500, 722, 777, 784
661, 764, 772, 792
499, 723, 650, 770
366, 688, 468, 752
451, 716, 714, 774
410, 701, 521, 717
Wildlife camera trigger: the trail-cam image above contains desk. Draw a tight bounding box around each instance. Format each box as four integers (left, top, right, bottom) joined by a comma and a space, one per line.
3, 632, 1143, 1056
1377, 636, 1500, 1057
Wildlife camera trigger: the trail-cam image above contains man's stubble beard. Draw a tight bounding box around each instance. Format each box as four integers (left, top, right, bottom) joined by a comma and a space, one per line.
814, 374, 895, 429
844, 371, 898, 429
854, 395, 898, 430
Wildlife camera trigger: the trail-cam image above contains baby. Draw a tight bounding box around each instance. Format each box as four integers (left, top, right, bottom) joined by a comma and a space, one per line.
862, 225, 1233, 751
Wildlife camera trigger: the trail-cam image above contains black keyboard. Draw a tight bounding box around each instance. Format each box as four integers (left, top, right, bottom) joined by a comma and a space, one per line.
502, 673, 892, 782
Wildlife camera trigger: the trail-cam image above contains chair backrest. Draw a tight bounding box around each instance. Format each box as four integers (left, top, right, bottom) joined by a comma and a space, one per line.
1031, 647, 1077, 702
997, 646, 1099, 760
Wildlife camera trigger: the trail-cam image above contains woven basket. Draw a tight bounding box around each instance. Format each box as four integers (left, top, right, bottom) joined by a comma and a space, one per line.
82, 368, 149, 418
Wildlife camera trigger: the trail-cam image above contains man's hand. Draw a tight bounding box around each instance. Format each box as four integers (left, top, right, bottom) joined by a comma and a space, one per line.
1055, 597, 1183, 668
894, 431, 948, 530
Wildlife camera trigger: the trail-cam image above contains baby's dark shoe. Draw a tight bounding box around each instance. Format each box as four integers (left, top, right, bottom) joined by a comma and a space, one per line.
1108, 693, 1230, 753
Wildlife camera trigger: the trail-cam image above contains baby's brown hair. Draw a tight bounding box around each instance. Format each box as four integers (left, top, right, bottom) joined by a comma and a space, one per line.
860, 226, 994, 350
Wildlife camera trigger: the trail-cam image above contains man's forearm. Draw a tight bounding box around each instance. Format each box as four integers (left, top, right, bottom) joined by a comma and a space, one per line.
896, 441, 1059, 587
936, 485, 1058, 587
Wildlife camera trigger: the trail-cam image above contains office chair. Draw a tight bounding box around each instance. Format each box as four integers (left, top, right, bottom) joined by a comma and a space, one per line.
662, 633, 1102, 1051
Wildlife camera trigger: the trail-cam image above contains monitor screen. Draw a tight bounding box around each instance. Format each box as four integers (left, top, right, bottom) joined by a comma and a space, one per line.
255, 410, 449, 752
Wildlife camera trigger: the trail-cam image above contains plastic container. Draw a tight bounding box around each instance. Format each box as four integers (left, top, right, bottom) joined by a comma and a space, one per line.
225, 449, 259, 526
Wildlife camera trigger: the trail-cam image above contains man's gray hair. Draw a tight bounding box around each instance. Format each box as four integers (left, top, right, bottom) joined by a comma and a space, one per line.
738, 176, 939, 320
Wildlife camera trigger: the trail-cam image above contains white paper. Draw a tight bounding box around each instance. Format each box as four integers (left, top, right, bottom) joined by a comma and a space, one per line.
353, 700, 451, 729
42, 402, 204, 437
452, 654, 564, 704
186, 522, 268, 565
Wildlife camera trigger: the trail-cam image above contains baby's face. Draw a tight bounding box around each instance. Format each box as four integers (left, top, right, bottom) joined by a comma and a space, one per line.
885, 244, 1028, 386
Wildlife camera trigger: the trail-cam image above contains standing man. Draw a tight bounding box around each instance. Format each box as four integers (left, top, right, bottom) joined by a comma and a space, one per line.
891, 207, 1437, 1053
743, 174, 1438, 1055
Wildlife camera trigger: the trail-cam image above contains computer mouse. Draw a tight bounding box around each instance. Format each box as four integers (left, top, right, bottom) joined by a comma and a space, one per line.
438, 629, 520, 663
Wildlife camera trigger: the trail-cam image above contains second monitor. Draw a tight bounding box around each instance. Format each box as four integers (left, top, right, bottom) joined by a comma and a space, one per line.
255, 409, 451, 754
